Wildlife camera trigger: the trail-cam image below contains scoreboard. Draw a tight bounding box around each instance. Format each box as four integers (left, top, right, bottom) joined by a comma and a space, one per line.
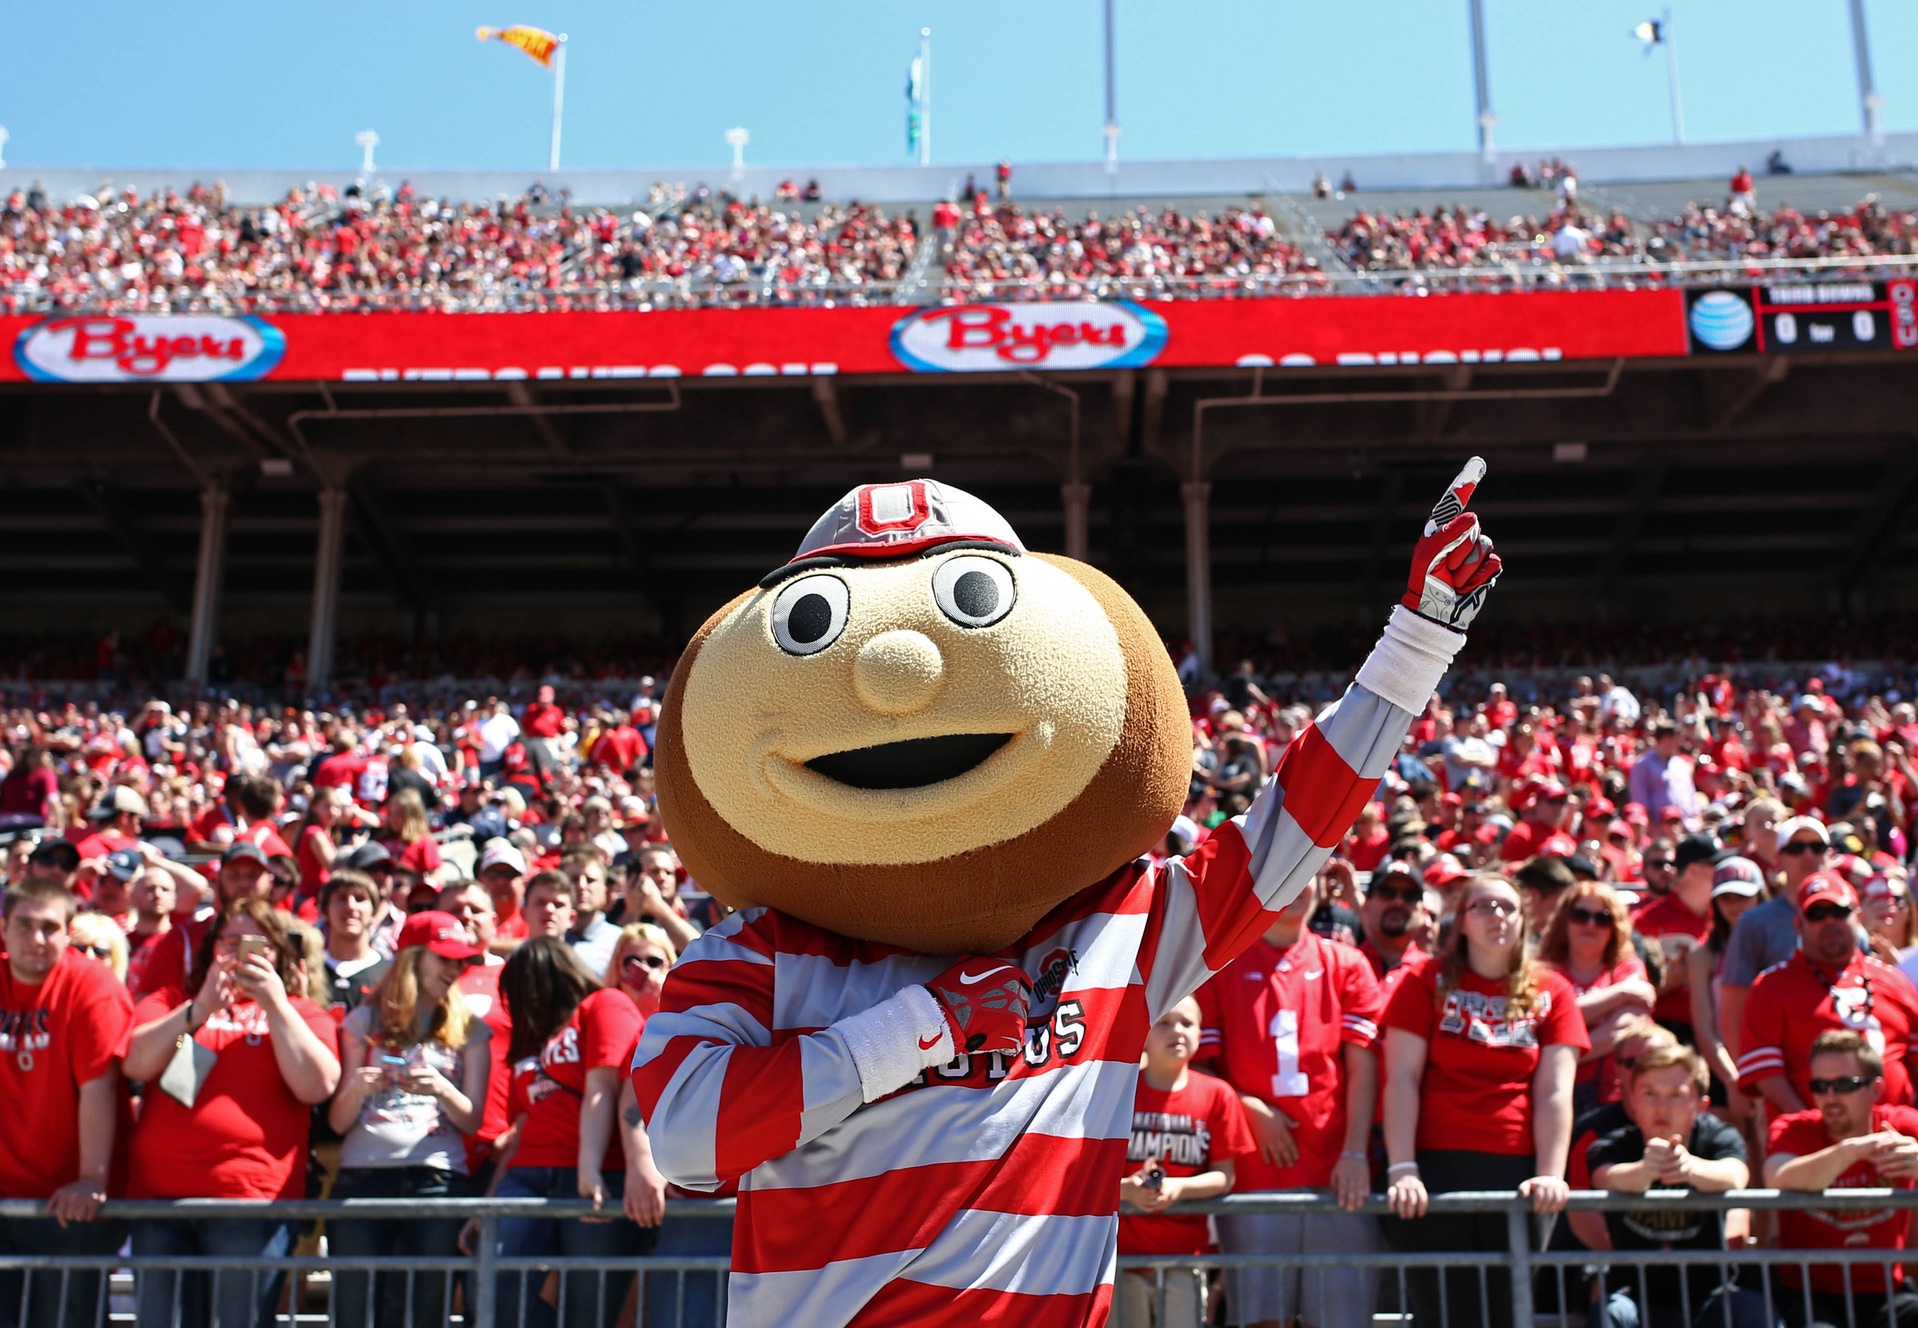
1687, 281, 1918, 355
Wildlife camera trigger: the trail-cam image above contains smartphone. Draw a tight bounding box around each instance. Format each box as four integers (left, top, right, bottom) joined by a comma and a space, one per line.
1144, 1167, 1165, 1191
235, 936, 270, 965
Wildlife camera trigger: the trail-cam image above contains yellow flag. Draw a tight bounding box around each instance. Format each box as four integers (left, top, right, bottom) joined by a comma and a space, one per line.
476, 25, 561, 69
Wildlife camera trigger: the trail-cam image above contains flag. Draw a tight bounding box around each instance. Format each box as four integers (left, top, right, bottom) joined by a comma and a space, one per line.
477, 25, 562, 68
906, 56, 924, 155
1633, 18, 1664, 46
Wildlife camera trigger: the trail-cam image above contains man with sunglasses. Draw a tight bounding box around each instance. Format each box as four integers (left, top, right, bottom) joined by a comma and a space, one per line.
1719, 818, 1835, 1070
1738, 873, 1918, 1116
1360, 861, 1428, 981
1765, 1030, 1918, 1328
1633, 834, 1722, 1044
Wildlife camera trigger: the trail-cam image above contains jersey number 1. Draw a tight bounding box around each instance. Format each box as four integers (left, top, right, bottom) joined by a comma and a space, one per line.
1269, 1009, 1307, 1099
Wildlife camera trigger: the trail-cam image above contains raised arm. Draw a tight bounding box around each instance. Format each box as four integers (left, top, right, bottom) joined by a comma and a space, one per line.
1144, 461, 1500, 1018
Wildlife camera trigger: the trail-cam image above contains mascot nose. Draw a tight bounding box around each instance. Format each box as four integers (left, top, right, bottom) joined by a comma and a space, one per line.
852, 630, 946, 715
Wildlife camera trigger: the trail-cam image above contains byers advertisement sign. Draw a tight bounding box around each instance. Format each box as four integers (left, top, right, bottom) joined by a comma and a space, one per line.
0, 291, 1694, 383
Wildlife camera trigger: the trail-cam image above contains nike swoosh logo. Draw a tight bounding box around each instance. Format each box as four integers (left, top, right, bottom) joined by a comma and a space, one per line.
918, 1033, 944, 1050
957, 968, 999, 986
1304, 971, 1323, 979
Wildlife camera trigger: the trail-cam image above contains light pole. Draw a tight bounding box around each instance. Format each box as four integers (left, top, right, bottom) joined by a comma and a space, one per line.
549, 35, 568, 171
1633, 12, 1685, 145
1849, 0, 1883, 144
726, 126, 749, 180
0, 126, 9, 172
1467, 0, 1496, 162
1102, 0, 1119, 173
355, 129, 380, 176
919, 28, 932, 166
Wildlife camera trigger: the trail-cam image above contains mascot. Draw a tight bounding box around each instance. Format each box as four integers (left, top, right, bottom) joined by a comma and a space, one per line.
633, 462, 1501, 1326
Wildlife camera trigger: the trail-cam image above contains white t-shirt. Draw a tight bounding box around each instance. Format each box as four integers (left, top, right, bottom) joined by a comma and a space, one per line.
337, 1005, 490, 1174
478, 713, 520, 763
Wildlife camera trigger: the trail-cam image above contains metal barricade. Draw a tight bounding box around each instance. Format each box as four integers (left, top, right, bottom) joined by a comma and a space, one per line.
1, 1189, 1914, 1327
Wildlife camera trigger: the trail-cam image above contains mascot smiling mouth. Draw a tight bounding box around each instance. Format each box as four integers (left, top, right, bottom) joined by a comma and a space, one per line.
804, 732, 1014, 790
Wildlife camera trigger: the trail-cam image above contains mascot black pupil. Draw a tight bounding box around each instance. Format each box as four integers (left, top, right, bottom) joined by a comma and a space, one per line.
787, 593, 833, 644
951, 570, 997, 619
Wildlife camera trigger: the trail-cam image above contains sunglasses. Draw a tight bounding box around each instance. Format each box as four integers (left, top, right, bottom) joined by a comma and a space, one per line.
72, 943, 113, 960
1467, 899, 1520, 919
1804, 903, 1854, 923
621, 953, 668, 974
1644, 859, 1674, 871
1369, 883, 1422, 905
1566, 906, 1614, 929
1781, 841, 1828, 856
1809, 1074, 1877, 1096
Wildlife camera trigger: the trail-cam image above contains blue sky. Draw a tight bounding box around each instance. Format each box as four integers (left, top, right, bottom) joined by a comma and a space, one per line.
6, 1, 1913, 173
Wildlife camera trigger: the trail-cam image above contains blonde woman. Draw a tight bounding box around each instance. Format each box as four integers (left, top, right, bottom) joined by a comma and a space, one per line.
603, 922, 677, 1018
1382, 874, 1588, 1328
67, 912, 129, 983
327, 910, 491, 1328
377, 788, 444, 882
1536, 881, 1654, 1114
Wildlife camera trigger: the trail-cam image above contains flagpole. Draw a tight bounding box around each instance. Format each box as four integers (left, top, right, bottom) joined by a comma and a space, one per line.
550, 35, 568, 171
919, 28, 932, 167
1660, 9, 1684, 145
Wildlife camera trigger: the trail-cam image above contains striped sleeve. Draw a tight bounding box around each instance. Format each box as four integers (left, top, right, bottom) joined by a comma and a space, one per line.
1734, 967, 1788, 1091
1142, 607, 1462, 1022
1338, 948, 1384, 1048
631, 910, 870, 1190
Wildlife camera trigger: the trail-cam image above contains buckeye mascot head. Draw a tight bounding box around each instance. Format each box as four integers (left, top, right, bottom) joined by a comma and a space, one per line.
655, 480, 1191, 954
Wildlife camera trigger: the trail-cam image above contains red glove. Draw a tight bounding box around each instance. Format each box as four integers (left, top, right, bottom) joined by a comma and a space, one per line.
1402, 457, 1501, 631
926, 958, 1032, 1055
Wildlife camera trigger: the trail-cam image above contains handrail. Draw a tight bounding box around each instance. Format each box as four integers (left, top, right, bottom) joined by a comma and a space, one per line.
0, 1187, 1907, 1221
4, 250, 1917, 314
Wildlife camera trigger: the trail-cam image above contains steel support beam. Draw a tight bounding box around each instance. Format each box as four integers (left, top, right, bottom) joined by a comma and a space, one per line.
306, 488, 350, 692
184, 482, 230, 687
1183, 480, 1213, 676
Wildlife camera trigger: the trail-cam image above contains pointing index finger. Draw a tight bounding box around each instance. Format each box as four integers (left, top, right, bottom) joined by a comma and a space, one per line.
1425, 456, 1488, 535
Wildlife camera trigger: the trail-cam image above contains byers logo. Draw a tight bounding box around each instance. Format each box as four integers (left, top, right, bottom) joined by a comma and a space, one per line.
15, 315, 286, 383
891, 302, 1167, 372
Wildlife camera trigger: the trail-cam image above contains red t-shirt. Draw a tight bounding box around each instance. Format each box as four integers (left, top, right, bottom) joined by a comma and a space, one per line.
123, 928, 167, 997
1343, 831, 1389, 873
70, 829, 139, 863
1549, 955, 1650, 1102
0, 952, 134, 1198
589, 726, 646, 773
457, 961, 514, 1164
1498, 820, 1558, 863
1632, 893, 1713, 1024
1195, 932, 1382, 1189
1738, 953, 1918, 1106
1383, 957, 1590, 1155
296, 826, 332, 897
128, 988, 340, 1199
188, 805, 240, 846
1118, 1070, 1256, 1256
379, 835, 443, 877
522, 703, 565, 741
1769, 1105, 1918, 1293
311, 753, 366, 792
0, 766, 57, 818
508, 988, 644, 1172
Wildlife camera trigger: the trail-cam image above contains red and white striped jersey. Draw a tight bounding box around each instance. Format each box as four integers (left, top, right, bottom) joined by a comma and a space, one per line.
634, 624, 1452, 1327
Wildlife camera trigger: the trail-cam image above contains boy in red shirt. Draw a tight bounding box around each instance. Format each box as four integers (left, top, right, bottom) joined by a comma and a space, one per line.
0, 878, 135, 1327
1118, 996, 1253, 1328
1765, 1030, 1918, 1327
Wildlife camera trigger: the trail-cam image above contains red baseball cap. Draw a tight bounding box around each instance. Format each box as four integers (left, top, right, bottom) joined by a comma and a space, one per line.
1540, 833, 1580, 858
1796, 872, 1860, 915
1623, 803, 1650, 826
1424, 856, 1470, 888
396, 910, 483, 960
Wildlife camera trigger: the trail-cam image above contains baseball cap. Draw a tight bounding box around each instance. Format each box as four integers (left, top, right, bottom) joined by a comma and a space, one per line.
1797, 871, 1859, 914
88, 785, 146, 819
1864, 872, 1910, 905
1672, 834, 1723, 872
221, 841, 270, 868
341, 841, 393, 873
778, 480, 1024, 575
1775, 817, 1831, 854
1370, 860, 1422, 891
1532, 780, 1569, 803
1711, 856, 1767, 898
1540, 833, 1580, 858
1424, 856, 1471, 889
1623, 803, 1650, 827
104, 848, 143, 882
478, 839, 528, 877
27, 841, 81, 875
395, 910, 483, 961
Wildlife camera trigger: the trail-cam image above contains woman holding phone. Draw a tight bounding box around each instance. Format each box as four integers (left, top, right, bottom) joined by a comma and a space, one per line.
123, 899, 340, 1328
327, 910, 492, 1328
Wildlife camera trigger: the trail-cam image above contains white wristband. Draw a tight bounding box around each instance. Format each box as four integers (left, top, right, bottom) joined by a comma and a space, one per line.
1355, 606, 1466, 713
835, 986, 953, 1103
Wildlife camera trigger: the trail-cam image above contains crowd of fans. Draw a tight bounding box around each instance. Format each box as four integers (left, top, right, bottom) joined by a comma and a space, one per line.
6, 650, 1918, 1324
5, 165, 1915, 314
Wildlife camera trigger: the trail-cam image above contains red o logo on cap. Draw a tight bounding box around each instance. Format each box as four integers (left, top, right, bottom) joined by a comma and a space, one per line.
855, 482, 932, 536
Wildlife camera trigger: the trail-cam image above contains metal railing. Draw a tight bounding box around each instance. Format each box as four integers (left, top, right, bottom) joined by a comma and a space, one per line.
4, 250, 1916, 316
1, 1188, 1915, 1328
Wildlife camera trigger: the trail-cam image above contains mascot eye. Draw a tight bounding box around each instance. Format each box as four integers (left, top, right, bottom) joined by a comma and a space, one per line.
931, 556, 1016, 629
770, 574, 850, 656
